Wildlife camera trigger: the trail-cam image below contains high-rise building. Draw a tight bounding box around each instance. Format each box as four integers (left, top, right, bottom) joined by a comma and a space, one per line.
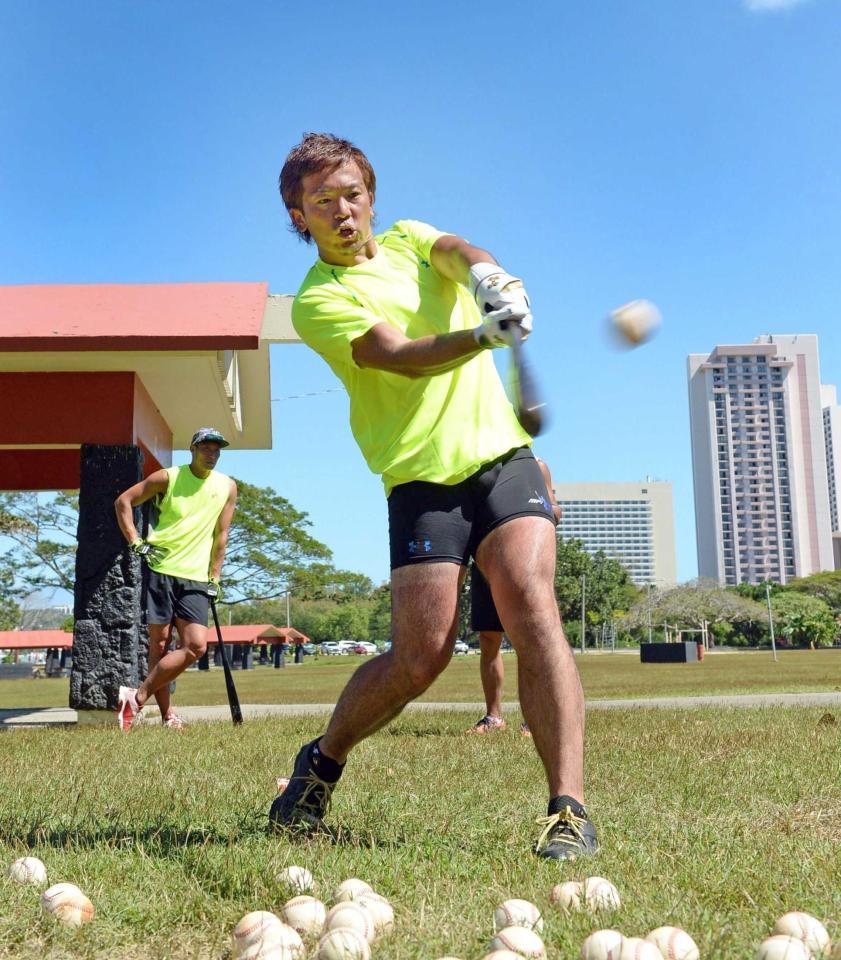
553, 480, 676, 587
821, 384, 841, 570
687, 334, 834, 585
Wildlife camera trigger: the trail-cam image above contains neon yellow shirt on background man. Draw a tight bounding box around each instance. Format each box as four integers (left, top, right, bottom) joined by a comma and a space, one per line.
292, 219, 531, 493
147, 465, 232, 581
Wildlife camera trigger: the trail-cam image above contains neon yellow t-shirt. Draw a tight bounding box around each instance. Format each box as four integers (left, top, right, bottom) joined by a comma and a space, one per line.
147, 465, 232, 581
292, 219, 530, 494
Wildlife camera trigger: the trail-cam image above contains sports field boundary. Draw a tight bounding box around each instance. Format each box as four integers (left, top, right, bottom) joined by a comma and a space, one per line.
4, 690, 839, 729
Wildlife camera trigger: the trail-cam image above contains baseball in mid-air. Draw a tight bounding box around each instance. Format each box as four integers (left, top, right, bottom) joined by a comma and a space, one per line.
646, 926, 700, 960
581, 929, 623, 960
8, 856, 47, 886
609, 299, 661, 347
40, 882, 95, 928
756, 936, 812, 960
772, 912, 831, 959
493, 898, 544, 933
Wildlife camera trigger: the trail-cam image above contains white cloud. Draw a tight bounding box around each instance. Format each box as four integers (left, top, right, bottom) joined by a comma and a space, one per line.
743, 0, 812, 11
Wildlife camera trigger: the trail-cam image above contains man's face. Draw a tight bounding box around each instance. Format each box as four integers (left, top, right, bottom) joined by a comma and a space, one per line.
290, 161, 375, 266
191, 441, 222, 472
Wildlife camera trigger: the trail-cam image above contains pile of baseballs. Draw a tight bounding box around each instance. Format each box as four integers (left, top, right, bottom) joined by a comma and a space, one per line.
579, 927, 698, 960
550, 877, 622, 914
757, 912, 833, 960
231, 869, 394, 960
8, 855, 96, 929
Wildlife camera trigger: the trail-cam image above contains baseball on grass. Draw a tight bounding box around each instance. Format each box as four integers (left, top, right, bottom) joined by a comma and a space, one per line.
355, 892, 394, 937
772, 913, 831, 958
581, 929, 624, 960
583, 877, 621, 912
40, 882, 95, 927
609, 299, 661, 347
646, 927, 700, 960
489, 926, 546, 959
317, 927, 371, 960
549, 880, 583, 912
756, 936, 812, 960
232, 911, 284, 955
617, 937, 665, 960
332, 878, 373, 903
494, 899, 543, 933
8, 856, 47, 886
278, 865, 314, 893
281, 896, 327, 937
483, 952, 529, 960
324, 901, 376, 943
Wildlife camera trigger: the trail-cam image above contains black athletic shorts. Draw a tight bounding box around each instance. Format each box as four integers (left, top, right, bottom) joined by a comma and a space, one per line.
146, 570, 209, 626
470, 564, 504, 633
387, 446, 555, 570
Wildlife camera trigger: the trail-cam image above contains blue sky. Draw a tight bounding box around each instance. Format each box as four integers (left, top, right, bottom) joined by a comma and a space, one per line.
2, 0, 840, 588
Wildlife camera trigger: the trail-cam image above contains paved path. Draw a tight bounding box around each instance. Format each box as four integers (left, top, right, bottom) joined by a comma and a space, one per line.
3, 691, 839, 729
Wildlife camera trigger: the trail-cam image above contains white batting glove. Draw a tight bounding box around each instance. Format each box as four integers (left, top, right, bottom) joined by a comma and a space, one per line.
469, 262, 533, 348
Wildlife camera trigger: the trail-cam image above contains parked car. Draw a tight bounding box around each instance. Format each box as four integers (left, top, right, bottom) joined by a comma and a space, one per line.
320, 642, 347, 656
301, 643, 317, 656
335, 640, 358, 654
352, 641, 378, 655
453, 640, 470, 654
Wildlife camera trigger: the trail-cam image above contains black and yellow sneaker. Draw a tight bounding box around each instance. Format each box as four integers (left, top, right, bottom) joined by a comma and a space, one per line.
269, 738, 343, 833
534, 795, 599, 861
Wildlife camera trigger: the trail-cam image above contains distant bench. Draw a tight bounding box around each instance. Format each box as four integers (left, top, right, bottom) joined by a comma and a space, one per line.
0, 663, 41, 679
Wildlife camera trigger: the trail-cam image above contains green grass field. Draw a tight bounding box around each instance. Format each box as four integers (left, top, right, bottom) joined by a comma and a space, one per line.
0, 702, 839, 959
2, 649, 840, 712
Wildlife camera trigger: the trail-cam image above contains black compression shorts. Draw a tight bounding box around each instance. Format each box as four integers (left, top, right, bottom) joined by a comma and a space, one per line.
146, 570, 209, 626
387, 446, 555, 570
470, 564, 504, 633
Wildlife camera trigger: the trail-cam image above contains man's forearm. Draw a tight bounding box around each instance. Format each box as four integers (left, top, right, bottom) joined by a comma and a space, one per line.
209, 533, 228, 580
353, 327, 484, 377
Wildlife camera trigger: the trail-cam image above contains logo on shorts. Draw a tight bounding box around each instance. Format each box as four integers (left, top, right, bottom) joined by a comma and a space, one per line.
528, 492, 551, 512
408, 539, 432, 555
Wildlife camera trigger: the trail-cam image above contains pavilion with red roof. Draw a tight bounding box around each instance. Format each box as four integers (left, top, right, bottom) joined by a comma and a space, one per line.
0, 282, 298, 709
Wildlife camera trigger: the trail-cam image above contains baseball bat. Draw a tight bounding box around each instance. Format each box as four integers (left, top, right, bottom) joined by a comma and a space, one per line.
210, 599, 243, 725
507, 323, 547, 436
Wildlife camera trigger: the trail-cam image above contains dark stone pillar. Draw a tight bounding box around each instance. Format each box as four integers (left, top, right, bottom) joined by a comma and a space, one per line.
231, 645, 242, 670
272, 643, 285, 669
197, 651, 210, 670
258, 645, 268, 665
242, 644, 253, 670
71, 444, 146, 710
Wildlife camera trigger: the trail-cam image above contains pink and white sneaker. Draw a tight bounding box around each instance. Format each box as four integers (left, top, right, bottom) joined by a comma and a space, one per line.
117, 686, 141, 732
163, 714, 185, 730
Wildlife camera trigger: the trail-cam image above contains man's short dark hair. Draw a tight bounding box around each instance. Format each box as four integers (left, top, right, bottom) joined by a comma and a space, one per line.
279, 133, 376, 243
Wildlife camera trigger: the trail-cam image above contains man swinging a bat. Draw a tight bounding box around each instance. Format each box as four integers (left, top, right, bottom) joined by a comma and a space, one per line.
270, 132, 597, 860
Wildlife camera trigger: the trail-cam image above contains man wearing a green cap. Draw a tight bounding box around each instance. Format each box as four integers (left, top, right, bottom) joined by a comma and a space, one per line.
114, 427, 237, 730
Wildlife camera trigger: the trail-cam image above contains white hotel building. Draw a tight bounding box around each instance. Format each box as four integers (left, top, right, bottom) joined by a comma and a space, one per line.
688, 334, 836, 585
553, 480, 677, 587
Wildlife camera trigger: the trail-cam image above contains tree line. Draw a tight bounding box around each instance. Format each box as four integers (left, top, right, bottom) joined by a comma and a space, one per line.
1, 487, 839, 647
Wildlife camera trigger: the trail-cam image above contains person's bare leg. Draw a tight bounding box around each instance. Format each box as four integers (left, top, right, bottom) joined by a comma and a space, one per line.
476, 517, 585, 802
318, 562, 464, 763
144, 623, 173, 718
478, 631, 504, 718
135, 619, 208, 711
